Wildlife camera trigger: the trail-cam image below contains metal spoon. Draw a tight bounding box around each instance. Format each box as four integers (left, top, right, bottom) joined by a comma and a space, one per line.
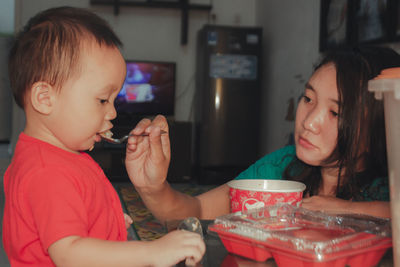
177, 217, 204, 267
177, 217, 204, 238
100, 130, 167, 144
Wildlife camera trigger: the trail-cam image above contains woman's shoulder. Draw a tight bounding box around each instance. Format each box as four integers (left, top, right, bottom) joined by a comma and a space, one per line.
235, 145, 296, 180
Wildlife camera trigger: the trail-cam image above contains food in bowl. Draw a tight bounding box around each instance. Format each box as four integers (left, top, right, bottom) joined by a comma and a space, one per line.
228, 179, 306, 213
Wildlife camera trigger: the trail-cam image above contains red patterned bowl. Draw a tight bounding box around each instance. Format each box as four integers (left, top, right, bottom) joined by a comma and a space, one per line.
228, 179, 306, 213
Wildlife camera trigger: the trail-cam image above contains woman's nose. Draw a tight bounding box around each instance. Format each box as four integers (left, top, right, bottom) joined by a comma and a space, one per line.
303, 108, 323, 134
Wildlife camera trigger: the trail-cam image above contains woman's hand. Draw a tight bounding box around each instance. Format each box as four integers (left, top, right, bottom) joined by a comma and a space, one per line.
301, 196, 391, 218
301, 195, 352, 214
125, 115, 171, 191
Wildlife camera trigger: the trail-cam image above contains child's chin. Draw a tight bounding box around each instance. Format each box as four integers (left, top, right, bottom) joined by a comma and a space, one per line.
94, 135, 102, 142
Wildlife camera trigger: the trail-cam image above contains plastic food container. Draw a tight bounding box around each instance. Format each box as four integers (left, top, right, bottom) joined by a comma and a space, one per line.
208, 204, 392, 266
228, 179, 306, 213
369, 67, 400, 265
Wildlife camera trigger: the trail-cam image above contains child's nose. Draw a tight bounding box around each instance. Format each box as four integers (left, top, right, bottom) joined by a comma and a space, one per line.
106, 105, 117, 121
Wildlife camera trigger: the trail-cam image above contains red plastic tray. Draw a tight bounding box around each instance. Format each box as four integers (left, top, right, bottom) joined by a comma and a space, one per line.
209, 224, 392, 267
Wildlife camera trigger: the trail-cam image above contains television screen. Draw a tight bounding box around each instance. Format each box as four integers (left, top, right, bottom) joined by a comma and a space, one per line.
114, 60, 176, 119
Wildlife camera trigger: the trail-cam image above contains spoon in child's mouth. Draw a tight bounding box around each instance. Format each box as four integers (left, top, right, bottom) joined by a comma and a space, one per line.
99, 130, 167, 144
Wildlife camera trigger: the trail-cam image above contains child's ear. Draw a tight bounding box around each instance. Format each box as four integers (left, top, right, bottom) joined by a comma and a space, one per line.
30, 82, 56, 115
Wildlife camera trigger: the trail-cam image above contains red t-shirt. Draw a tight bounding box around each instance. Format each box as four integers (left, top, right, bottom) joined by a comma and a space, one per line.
3, 133, 127, 266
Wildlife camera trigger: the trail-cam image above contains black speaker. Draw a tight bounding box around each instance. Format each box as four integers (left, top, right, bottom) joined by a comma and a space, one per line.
167, 121, 192, 182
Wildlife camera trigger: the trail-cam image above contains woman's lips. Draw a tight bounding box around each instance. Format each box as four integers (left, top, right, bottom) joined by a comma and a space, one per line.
298, 136, 317, 149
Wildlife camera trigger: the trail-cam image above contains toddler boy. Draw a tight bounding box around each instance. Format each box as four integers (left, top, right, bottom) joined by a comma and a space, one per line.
3, 6, 204, 266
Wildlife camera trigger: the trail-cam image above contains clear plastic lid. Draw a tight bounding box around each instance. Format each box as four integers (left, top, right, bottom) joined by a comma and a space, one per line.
208, 204, 391, 260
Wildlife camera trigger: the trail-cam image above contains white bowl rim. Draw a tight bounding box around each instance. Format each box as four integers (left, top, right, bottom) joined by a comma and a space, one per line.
227, 179, 306, 192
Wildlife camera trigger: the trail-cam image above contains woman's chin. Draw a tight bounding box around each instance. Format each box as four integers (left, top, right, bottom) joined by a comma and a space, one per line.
296, 148, 321, 166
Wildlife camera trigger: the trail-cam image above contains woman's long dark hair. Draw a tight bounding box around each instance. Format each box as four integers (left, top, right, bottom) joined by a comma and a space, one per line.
285, 46, 400, 200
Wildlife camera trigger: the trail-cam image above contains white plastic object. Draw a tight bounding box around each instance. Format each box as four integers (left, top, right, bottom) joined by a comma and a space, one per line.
369, 68, 400, 267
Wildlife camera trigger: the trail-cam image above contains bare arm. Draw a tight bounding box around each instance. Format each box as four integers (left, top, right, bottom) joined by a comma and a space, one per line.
348, 201, 390, 218
48, 230, 205, 267
302, 195, 391, 218
124, 115, 230, 223
136, 182, 230, 223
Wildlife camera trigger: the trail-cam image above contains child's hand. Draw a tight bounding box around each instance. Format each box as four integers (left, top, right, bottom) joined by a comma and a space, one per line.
125, 115, 170, 191
124, 213, 133, 229
149, 230, 205, 267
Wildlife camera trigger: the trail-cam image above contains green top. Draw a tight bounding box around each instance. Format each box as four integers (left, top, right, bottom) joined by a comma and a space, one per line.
235, 145, 389, 201
236, 145, 296, 181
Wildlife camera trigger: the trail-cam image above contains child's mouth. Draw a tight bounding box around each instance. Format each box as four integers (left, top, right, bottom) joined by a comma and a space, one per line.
98, 130, 113, 139
93, 130, 112, 143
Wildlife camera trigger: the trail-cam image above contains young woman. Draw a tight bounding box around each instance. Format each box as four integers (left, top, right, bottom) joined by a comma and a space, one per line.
125, 46, 400, 221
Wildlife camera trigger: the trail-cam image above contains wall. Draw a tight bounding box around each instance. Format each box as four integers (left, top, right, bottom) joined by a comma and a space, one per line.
0, 0, 14, 34
255, 0, 321, 154
0, 0, 14, 143
0, 37, 13, 142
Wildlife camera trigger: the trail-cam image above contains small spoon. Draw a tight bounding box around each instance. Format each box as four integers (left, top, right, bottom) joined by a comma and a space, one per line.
177, 217, 204, 238
177, 217, 204, 267
101, 130, 167, 144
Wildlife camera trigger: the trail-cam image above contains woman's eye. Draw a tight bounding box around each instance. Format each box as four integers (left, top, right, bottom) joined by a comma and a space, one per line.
302, 95, 311, 103
331, 110, 338, 117
99, 99, 109, 104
